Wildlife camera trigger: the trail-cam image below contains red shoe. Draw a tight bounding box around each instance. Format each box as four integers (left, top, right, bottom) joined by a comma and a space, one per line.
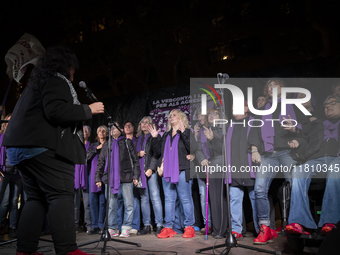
253, 225, 273, 245
321, 223, 335, 236
16, 253, 44, 255
271, 229, 278, 238
157, 227, 178, 238
285, 223, 311, 235
183, 226, 195, 238
232, 231, 243, 240
276, 226, 282, 233
66, 249, 95, 255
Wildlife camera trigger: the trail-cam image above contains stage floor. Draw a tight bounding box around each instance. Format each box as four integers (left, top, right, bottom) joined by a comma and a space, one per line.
0, 228, 319, 255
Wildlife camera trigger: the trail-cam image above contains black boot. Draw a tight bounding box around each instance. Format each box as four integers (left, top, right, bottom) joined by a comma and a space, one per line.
155, 226, 163, 236
138, 225, 152, 235
88, 227, 99, 235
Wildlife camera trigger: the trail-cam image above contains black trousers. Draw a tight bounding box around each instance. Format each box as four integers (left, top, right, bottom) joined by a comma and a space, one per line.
16, 150, 77, 255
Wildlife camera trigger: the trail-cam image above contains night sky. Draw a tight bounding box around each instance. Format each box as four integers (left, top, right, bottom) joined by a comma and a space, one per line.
1, 0, 340, 112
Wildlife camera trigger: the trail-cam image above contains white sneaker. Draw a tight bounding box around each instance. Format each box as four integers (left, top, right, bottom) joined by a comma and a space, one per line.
120, 229, 130, 237
129, 229, 138, 235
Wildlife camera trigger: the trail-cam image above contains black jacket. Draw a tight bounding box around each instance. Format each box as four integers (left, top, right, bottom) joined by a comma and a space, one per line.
95, 137, 141, 184
136, 133, 159, 173
2, 77, 92, 164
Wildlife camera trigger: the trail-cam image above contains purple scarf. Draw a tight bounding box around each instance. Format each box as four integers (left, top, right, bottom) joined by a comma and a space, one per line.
0, 134, 6, 172
199, 128, 211, 160
226, 116, 256, 184
261, 99, 302, 152
74, 141, 90, 189
163, 133, 180, 184
323, 120, 340, 142
105, 136, 125, 194
136, 134, 149, 188
90, 144, 102, 193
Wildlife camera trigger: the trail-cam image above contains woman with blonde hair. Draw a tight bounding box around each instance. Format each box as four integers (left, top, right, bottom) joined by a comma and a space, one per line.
149, 109, 195, 238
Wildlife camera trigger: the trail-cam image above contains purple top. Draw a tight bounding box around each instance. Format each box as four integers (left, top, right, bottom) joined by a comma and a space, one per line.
0, 134, 6, 172
323, 120, 340, 142
199, 128, 211, 160
136, 134, 149, 188
163, 133, 180, 184
90, 144, 102, 193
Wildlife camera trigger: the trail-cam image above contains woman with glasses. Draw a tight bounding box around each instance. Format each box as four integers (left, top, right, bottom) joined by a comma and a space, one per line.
195, 107, 229, 238
134, 116, 164, 236
87, 125, 108, 235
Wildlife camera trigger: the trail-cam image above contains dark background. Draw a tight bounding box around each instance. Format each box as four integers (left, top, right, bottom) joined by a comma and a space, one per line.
1, 0, 340, 133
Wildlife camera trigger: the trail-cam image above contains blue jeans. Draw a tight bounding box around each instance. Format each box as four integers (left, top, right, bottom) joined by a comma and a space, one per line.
74, 175, 92, 229
106, 182, 134, 230
230, 186, 258, 234
288, 156, 340, 229
189, 176, 211, 227
137, 171, 164, 227
117, 187, 140, 230
162, 171, 195, 228
90, 184, 106, 229
0, 173, 22, 228
255, 150, 297, 226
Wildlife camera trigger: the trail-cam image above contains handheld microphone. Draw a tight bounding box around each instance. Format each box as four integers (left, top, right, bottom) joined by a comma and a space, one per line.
79, 81, 98, 102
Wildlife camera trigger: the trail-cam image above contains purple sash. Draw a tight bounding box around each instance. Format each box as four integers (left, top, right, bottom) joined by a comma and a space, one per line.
0, 134, 6, 172
90, 144, 102, 193
261, 99, 302, 152
323, 120, 340, 142
74, 141, 90, 189
136, 134, 149, 188
199, 128, 211, 160
225, 117, 256, 184
163, 133, 180, 184
105, 136, 125, 194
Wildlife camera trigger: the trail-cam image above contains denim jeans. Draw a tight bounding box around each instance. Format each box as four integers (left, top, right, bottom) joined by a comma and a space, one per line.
189, 176, 211, 227
74, 175, 91, 229
162, 171, 195, 228
0, 172, 22, 228
255, 150, 297, 226
106, 182, 134, 230
117, 187, 140, 230
230, 186, 258, 233
90, 183, 106, 229
137, 171, 164, 227
288, 156, 340, 229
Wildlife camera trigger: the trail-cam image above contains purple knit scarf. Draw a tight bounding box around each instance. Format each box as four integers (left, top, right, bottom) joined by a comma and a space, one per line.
323, 120, 340, 142
90, 144, 101, 193
74, 141, 90, 189
226, 116, 256, 184
105, 136, 125, 194
0, 134, 6, 172
136, 133, 149, 188
163, 132, 180, 184
261, 99, 302, 152
199, 128, 211, 160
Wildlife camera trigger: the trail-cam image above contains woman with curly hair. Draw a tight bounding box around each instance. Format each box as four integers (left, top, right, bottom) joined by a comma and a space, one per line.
149, 109, 195, 238
3, 46, 104, 255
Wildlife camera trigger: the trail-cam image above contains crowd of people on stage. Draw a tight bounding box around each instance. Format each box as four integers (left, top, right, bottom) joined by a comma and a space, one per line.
1, 77, 340, 247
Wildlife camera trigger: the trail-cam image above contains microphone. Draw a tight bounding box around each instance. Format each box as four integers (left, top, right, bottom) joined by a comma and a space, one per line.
79, 81, 98, 102
217, 73, 229, 79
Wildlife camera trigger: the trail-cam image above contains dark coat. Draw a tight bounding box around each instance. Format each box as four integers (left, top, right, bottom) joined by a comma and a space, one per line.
95, 137, 141, 184
2, 77, 92, 164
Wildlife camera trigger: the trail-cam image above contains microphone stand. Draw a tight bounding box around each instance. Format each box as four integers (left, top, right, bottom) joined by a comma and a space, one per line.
195, 74, 280, 255
77, 89, 140, 254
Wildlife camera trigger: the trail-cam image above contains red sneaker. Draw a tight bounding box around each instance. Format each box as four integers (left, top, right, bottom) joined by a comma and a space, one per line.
16, 253, 44, 255
232, 231, 243, 240
285, 223, 311, 235
276, 226, 282, 233
157, 227, 178, 238
183, 226, 195, 238
321, 223, 335, 236
253, 225, 273, 245
271, 229, 278, 238
66, 249, 95, 255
